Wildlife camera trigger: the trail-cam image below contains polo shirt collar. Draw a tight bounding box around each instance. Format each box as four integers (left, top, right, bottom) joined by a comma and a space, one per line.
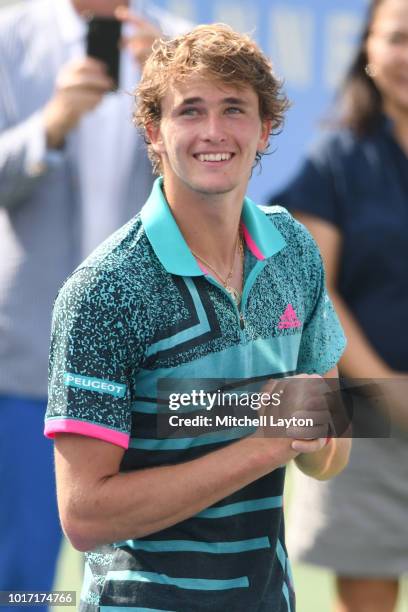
141, 177, 286, 276
241, 197, 287, 261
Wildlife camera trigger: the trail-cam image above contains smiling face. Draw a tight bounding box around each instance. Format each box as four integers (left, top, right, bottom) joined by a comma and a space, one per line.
147, 77, 271, 202
366, 0, 408, 117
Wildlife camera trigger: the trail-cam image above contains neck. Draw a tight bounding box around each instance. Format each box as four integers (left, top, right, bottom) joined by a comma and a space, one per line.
163, 180, 246, 268
384, 101, 408, 155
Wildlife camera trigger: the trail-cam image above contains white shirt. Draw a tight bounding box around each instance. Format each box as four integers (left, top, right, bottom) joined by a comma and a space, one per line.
55, 0, 192, 257
55, 0, 145, 257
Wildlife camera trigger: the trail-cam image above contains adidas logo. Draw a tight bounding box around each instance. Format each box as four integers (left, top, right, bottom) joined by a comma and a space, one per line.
278, 304, 302, 330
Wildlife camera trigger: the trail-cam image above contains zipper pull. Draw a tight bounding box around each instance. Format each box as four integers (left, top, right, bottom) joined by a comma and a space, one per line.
240, 312, 245, 330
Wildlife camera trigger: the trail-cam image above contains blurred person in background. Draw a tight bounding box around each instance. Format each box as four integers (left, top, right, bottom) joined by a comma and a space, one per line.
270, 0, 408, 611
0, 0, 190, 609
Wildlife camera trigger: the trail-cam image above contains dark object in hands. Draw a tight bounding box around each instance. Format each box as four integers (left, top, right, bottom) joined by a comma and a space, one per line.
86, 17, 121, 89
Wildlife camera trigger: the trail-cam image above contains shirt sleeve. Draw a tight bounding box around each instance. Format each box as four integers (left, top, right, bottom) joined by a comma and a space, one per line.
294, 221, 346, 374
0, 108, 66, 211
45, 267, 147, 448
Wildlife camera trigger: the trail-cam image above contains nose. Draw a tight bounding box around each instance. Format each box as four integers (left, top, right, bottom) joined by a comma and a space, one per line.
201, 113, 227, 143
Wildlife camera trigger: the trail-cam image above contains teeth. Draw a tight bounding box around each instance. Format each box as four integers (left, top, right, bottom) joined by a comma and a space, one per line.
198, 153, 232, 162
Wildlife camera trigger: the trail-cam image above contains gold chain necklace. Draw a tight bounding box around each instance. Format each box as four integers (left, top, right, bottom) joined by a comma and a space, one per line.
191, 233, 244, 305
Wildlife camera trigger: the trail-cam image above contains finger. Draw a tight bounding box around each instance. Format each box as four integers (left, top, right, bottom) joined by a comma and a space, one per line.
302, 389, 330, 405
80, 56, 110, 71
58, 70, 114, 90
59, 66, 111, 90
121, 33, 156, 49
58, 83, 114, 100
59, 81, 113, 94
82, 82, 114, 95
114, 6, 160, 35
290, 438, 326, 453
279, 377, 326, 409
114, 5, 135, 22
64, 56, 109, 75
291, 408, 330, 426
68, 90, 110, 109
287, 424, 329, 440
286, 411, 330, 438
290, 409, 332, 426
75, 92, 109, 112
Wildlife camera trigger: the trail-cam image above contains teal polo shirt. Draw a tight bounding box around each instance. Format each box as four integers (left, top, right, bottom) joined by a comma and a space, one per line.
45, 177, 345, 611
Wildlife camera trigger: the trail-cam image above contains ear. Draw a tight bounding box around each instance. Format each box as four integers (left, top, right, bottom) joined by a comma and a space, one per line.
146, 121, 166, 154
257, 118, 272, 152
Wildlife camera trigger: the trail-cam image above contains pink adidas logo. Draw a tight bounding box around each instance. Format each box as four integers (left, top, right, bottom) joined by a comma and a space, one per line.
278, 304, 302, 330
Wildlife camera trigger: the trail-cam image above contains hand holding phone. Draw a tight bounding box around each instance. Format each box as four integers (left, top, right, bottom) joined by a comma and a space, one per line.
44, 57, 114, 148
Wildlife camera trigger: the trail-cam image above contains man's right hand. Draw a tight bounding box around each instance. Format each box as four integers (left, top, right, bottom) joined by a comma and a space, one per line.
43, 57, 114, 149
251, 374, 332, 462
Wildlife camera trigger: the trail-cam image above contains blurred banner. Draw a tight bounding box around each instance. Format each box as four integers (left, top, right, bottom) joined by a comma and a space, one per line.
1, 0, 368, 200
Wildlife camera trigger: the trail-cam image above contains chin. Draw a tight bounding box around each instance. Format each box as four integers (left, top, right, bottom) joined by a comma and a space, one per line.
188, 177, 238, 195
193, 183, 236, 196
388, 96, 408, 117
396, 99, 408, 113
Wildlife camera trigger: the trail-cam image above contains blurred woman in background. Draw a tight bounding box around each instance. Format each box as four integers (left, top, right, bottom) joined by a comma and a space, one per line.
271, 0, 408, 610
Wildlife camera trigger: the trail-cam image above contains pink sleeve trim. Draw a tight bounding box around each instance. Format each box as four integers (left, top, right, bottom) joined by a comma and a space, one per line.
241, 223, 265, 261
44, 419, 130, 449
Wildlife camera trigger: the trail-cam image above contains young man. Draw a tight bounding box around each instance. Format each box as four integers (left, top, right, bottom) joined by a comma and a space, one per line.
45, 24, 350, 611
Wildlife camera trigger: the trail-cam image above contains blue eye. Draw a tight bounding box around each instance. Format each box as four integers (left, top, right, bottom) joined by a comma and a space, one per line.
226, 107, 243, 114
181, 107, 199, 116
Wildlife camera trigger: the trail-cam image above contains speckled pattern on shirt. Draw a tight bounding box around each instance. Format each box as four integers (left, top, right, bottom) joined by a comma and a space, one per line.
47, 208, 344, 434
45, 198, 345, 612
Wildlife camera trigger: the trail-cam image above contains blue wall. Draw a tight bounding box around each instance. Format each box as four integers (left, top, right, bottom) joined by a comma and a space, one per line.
151, 0, 368, 202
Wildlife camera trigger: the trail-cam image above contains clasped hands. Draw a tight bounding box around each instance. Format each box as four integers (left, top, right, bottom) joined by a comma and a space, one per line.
256, 374, 334, 455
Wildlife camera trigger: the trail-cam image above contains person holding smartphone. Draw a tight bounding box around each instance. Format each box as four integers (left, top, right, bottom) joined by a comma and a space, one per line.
0, 1, 191, 610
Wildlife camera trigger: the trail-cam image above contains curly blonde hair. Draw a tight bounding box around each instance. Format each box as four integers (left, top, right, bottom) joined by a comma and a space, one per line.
134, 23, 290, 175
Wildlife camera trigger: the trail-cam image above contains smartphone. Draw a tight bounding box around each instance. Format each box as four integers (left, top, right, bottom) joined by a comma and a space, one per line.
86, 17, 122, 90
